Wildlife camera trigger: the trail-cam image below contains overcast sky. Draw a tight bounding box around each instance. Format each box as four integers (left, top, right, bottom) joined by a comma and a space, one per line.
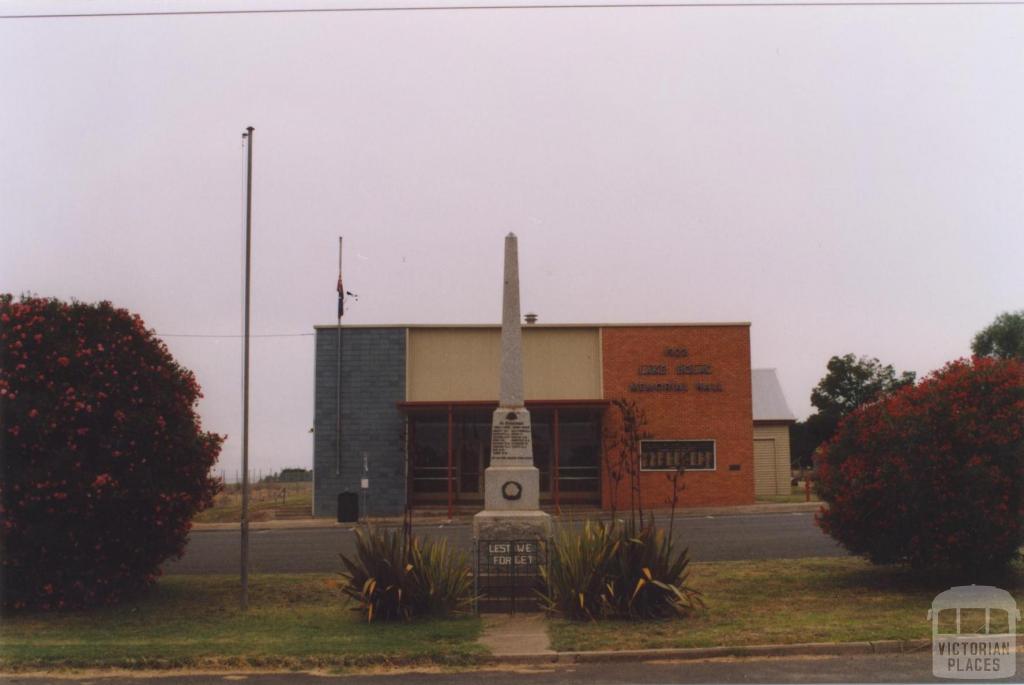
2, 0, 1022, 480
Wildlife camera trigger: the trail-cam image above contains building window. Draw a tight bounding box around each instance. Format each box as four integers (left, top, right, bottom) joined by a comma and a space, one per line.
556, 408, 602, 493
410, 414, 448, 494
639, 439, 716, 472
406, 404, 604, 503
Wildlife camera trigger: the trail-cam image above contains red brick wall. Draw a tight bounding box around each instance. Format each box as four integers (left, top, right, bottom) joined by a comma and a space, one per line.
600, 326, 754, 510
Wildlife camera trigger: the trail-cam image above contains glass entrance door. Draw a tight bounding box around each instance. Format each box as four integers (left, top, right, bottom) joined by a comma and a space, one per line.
455, 410, 491, 498
407, 404, 604, 507
555, 408, 602, 503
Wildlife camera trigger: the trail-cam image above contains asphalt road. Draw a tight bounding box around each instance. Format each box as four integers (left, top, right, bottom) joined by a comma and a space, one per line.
8, 652, 1015, 684
164, 512, 846, 575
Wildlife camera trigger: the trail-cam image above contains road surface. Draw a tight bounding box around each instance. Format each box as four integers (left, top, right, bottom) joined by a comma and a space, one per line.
164, 512, 846, 575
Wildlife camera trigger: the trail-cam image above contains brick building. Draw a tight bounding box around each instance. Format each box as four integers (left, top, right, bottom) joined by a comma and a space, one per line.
311, 323, 794, 518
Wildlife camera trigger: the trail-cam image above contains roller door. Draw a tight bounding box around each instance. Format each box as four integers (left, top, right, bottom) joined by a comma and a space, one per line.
754, 438, 779, 496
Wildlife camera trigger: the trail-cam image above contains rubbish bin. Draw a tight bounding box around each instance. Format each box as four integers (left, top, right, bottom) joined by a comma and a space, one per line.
337, 492, 359, 523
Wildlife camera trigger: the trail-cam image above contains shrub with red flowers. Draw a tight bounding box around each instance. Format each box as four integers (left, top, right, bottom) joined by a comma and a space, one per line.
0, 295, 223, 609
815, 356, 1024, 574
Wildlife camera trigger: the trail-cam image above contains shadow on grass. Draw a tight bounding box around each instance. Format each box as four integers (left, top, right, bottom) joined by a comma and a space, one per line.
826, 559, 1024, 595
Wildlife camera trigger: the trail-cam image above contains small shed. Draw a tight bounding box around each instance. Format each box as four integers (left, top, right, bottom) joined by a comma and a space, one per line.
751, 369, 796, 497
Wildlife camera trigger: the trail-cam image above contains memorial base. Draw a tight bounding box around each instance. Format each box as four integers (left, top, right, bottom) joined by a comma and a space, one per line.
482, 465, 541, 511
473, 510, 551, 540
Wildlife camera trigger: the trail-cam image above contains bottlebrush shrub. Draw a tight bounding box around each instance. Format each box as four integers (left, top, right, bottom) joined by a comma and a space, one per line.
0, 295, 223, 609
815, 357, 1024, 574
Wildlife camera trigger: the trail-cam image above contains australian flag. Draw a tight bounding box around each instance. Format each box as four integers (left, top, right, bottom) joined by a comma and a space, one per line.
337, 272, 344, 319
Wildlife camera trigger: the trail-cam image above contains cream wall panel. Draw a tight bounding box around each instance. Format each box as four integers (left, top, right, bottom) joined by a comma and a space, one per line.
407, 327, 601, 401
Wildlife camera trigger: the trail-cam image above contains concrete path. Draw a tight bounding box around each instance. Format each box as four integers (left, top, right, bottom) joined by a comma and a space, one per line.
478, 614, 554, 657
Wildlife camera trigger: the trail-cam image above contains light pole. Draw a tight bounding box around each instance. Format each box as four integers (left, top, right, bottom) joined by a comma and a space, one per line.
240, 126, 254, 611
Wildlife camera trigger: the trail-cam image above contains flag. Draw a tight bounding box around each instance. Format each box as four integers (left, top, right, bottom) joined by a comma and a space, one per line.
337, 273, 344, 319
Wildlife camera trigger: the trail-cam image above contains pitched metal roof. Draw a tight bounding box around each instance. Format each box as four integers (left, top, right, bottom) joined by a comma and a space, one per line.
751, 368, 796, 422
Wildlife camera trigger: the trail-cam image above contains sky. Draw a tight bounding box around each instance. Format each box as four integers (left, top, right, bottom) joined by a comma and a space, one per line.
2, 0, 1022, 480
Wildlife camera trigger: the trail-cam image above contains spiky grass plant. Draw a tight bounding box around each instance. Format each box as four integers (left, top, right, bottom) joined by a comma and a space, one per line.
608, 518, 702, 619
407, 537, 475, 618
339, 526, 474, 622
539, 520, 619, 620
540, 518, 702, 620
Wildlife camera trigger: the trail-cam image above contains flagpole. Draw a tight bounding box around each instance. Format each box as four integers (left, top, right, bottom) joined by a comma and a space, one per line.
336, 237, 343, 477
240, 126, 254, 612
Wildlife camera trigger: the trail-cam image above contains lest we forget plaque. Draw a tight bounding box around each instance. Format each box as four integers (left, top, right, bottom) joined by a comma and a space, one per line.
484, 541, 539, 568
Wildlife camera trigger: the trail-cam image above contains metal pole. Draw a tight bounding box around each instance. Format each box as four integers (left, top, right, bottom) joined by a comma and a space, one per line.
240, 125, 254, 612
447, 404, 454, 521
553, 408, 561, 515
336, 237, 343, 476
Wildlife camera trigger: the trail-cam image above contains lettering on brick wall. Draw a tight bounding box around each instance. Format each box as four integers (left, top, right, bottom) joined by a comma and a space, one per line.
628, 347, 723, 393
639, 364, 667, 375
630, 382, 688, 392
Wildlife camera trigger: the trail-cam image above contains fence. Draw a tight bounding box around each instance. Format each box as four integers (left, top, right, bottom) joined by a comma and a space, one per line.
475, 538, 548, 614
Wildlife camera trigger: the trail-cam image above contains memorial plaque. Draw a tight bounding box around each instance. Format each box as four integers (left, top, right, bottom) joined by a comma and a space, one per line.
640, 439, 716, 471
477, 538, 547, 613
484, 541, 540, 568
490, 412, 533, 463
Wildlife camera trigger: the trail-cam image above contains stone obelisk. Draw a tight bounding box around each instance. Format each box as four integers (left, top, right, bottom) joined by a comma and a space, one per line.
473, 233, 551, 540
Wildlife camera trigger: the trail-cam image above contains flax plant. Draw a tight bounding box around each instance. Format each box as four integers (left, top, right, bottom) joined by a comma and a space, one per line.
540, 518, 702, 620
339, 527, 474, 622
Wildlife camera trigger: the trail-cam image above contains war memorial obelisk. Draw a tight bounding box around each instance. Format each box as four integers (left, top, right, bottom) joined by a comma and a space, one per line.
473, 234, 551, 541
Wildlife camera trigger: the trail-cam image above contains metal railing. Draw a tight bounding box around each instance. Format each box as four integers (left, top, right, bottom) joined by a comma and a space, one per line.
475, 538, 549, 614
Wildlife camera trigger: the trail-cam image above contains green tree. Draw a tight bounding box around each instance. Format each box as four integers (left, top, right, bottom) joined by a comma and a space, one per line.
803, 354, 916, 460
971, 310, 1024, 360
789, 420, 818, 470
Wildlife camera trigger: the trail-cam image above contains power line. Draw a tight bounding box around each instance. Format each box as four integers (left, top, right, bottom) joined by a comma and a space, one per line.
3, 0, 1024, 19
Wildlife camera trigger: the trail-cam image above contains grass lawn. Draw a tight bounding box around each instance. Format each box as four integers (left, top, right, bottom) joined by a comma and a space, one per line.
755, 484, 819, 504
195, 483, 312, 523
548, 556, 1024, 652
0, 574, 484, 671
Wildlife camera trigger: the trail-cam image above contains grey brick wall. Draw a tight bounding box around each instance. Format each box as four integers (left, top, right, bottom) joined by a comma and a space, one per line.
313, 327, 406, 517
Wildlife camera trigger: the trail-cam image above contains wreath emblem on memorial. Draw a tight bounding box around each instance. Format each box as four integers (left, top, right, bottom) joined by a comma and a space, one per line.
501, 480, 523, 500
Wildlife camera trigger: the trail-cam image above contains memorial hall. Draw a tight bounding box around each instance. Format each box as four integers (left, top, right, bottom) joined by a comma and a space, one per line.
311, 321, 796, 518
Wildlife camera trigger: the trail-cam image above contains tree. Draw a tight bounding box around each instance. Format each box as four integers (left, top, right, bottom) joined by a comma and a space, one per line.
815, 357, 1024, 574
789, 420, 818, 470
0, 295, 223, 609
806, 354, 916, 451
972, 310, 1024, 361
